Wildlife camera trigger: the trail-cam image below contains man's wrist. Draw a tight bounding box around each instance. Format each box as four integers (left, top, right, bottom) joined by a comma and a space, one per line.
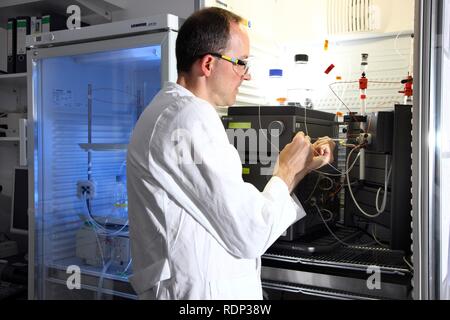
274, 169, 294, 192
298, 168, 311, 179
292, 168, 311, 190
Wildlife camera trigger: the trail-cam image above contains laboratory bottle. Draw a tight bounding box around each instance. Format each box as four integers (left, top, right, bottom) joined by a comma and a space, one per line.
290, 54, 314, 108
268, 69, 287, 106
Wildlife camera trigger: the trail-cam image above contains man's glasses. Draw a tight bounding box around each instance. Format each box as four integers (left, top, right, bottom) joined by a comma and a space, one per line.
207, 52, 251, 76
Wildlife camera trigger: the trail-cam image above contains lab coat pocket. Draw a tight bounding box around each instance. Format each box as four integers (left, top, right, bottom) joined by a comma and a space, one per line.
209, 273, 262, 300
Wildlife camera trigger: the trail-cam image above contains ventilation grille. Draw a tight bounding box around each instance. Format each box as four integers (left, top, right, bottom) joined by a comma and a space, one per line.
328, 0, 376, 35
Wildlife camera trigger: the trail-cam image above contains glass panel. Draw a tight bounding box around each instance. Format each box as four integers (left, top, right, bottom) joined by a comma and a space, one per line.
34, 45, 161, 299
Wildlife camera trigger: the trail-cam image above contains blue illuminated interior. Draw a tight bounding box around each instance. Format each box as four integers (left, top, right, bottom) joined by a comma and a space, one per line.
34, 44, 162, 267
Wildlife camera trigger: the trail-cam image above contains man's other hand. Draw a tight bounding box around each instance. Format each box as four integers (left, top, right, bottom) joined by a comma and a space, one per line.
308, 136, 336, 171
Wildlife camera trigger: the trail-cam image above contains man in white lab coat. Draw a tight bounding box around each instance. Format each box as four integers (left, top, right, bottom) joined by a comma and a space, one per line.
127, 7, 335, 299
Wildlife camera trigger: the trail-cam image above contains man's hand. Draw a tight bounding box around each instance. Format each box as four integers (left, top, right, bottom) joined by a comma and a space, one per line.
308, 136, 336, 171
289, 136, 336, 192
273, 132, 313, 192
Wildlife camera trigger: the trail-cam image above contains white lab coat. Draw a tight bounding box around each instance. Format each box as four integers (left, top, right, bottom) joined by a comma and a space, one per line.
127, 82, 305, 299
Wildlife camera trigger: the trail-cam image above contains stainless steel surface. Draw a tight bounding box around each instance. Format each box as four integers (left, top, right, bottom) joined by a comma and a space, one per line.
261, 266, 409, 300
264, 243, 412, 275
426, 0, 438, 301
26, 14, 181, 47
412, 0, 440, 300
412, 0, 423, 300
27, 49, 36, 300
263, 252, 410, 276
262, 281, 377, 300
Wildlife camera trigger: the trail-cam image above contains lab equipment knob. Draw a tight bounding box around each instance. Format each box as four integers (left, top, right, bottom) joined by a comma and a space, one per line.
268, 121, 285, 137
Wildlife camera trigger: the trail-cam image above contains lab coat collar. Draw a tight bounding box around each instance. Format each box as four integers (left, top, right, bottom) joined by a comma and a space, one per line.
164, 81, 196, 98
163, 81, 220, 112
164, 82, 223, 115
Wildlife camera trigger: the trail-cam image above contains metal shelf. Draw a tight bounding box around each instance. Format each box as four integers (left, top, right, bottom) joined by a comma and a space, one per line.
0, 119, 28, 165
262, 280, 381, 300
263, 245, 412, 276
46, 276, 136, 300
0, 0, 127, 24
0, 73, 27, 87
0, 0, 126, 9
0, 0, 40, 8
50, 257, 131, 281
79, 143, 127, 152
46, 256, 136, 299
261, 264, 412, 300
0, 137, 20, 142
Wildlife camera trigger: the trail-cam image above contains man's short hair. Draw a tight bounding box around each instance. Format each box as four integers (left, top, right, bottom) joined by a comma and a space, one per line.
176, 7, 244, 73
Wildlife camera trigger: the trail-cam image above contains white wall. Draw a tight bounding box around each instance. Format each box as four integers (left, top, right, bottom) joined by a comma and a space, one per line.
275, 0, 328, 45
274, 0, 414, 45
374, 0, 415, 33
203, 0, 281, 49
277, 0, 415, 114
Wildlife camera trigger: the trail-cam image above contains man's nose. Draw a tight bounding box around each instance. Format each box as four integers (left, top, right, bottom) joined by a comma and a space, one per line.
242, 73, 252, 81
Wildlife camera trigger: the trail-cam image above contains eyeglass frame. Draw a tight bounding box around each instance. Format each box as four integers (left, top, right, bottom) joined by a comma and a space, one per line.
204, 52, 251, 76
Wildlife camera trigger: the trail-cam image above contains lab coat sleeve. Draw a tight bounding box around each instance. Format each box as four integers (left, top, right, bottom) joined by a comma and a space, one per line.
150, 98, 306, 259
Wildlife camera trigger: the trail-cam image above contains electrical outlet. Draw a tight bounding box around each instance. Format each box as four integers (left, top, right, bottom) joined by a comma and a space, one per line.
77, 180, 96, 199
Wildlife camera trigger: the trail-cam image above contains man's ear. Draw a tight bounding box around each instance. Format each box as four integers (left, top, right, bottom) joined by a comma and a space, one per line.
199, 54, 215, 77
